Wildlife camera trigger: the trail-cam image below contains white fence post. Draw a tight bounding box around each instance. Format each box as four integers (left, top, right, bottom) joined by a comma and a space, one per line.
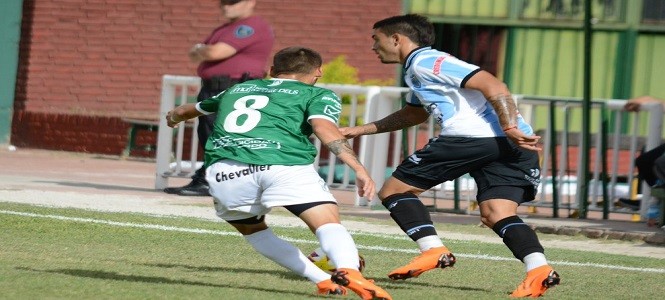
154, 75, 201, 190
154, 75, 177, 189
356, 86, 407, 206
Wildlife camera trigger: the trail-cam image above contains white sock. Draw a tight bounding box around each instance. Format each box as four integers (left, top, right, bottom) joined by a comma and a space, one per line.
316, 223, 359, 270
523, 252, 548, 272
416, 235, 444, 252
244, 228, 329, 283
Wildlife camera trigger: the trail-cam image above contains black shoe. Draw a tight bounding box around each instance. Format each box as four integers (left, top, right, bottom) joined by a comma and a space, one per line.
615, 198, 640, 211
164, 181, 210, 196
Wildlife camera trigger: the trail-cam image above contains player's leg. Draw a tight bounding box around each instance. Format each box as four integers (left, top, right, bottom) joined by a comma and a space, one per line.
379, 177, 456, 280
228, 217, 346, 296
379, 138, 487, 280
635, 143, 665, 186
207, 160, 345, 296
479, 196, 559, 298
257, 163, 389, 298
273, 163, 390, 300
292, 202, 391, 300
475, 145, 559, 298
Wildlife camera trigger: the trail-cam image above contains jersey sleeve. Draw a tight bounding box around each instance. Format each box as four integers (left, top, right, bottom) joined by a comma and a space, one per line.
415, 54, 480, 88
223, 19, 272, 52
306, 90, 342, 124
404, 90, 423, 106
195, 91, 225, 115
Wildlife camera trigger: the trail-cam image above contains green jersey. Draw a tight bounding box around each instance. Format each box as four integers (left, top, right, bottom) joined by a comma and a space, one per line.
197, 78, 342, 167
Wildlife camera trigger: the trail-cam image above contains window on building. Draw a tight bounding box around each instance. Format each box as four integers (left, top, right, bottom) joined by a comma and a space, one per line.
434, 24, 504, 76
643, 0, 665, 23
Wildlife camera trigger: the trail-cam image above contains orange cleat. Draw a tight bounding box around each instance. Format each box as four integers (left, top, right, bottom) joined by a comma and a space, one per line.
331, 268, 392, 300
316, 279, 347, 295
510, 265, 560, 298
388, 246, 456, 280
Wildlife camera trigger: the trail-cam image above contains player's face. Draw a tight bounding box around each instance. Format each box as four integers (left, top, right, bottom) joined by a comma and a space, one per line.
371, 29, 400, 64
221, 0, 254, 21
309, 67, 323, 85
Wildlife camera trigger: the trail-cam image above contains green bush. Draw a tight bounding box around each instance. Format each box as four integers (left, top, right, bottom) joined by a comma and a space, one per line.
320, 56, 360, 84
319, 55, 396, 126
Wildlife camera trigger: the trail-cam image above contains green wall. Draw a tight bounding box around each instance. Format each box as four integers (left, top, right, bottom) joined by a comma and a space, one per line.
508, 29, 619, 99
0, 0, 23, 145
632, 34, 665, 99
406, 0, 663, 101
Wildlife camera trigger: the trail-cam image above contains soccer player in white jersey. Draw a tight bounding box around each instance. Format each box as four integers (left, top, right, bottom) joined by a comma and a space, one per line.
340, 14, 560, 297
166, 46, 391, 300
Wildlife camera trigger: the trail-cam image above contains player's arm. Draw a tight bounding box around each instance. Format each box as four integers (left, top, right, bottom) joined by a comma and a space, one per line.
465, 70, 541, 151
464, 70, 517, 130
166, 103, 203, 128
339, 105, 429, 139
624, 95, 665, 112
188, 42, 238, 63
311, 118, 375, 199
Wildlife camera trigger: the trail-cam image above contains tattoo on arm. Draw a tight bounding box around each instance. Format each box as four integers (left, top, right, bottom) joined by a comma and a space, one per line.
373, 112, 411, 133
488, 93, 517, 128
326, 139, 361, 164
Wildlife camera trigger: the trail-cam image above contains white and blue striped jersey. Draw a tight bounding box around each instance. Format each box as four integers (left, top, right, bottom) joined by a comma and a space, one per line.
403, 47, 533, 137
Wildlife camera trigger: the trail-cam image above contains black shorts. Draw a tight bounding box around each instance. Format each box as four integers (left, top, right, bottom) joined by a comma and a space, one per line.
392, 136, 540, 204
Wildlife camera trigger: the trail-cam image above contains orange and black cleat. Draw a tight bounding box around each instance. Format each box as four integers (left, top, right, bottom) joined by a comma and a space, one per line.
388, 246, 456, 280
331, 268, 392, 300
316, 279, 347, 296
510, 265, 560, 298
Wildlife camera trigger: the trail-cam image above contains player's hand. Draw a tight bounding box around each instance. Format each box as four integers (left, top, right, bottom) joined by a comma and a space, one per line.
165, 111, 180, 128
623, 96, 663, 112
504, 127, 541, 151
338, 126, 363, 139
354, 170, 376, 200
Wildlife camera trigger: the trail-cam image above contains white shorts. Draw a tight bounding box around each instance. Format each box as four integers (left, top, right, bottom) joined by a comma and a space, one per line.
205, 160, 337, 222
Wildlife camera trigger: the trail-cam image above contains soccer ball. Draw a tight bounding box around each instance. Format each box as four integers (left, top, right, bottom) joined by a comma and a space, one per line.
306, 247, 365, 273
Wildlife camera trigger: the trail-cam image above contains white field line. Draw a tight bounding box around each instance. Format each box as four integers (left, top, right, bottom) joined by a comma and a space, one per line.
2, 209, 664, 274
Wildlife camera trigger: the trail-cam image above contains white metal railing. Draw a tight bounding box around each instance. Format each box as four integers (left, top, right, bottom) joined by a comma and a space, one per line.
154, 75, 201, 190
154, 77, 663, 220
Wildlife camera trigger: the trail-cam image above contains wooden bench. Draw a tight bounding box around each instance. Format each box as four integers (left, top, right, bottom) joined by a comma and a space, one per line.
121, 118, 161, 158
121, 118, 194, 158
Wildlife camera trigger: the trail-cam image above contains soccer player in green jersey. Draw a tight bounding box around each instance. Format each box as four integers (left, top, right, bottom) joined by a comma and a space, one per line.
166, 46, 392, 300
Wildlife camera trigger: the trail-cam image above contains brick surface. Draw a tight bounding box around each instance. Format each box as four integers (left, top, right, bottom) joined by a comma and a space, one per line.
14, 0, 401, 154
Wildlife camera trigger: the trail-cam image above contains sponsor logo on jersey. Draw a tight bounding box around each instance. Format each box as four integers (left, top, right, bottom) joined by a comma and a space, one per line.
323, 105, 341, 118
229, 84, 299, 95
235, 25, 254, 38
322, 95, 340, 103
211, 136, 281, 150
432, 56, 446, 75
267, 80, 282, 86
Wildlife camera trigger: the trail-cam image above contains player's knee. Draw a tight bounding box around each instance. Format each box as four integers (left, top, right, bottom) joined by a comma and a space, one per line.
378, 185, 421, 201
228, 216, 267, 235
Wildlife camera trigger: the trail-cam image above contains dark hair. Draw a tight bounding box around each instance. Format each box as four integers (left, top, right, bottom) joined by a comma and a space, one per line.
373, 14, 435, 46
270, 47, 323, 76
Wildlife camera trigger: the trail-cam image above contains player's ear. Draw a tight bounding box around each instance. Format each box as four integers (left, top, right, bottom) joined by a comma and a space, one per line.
392, 33, 401, 46
268, 66, 275, 77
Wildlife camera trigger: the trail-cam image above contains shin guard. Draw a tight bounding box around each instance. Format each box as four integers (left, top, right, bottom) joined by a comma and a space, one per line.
383, 193, 437, 241
492, 215, 544, 261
